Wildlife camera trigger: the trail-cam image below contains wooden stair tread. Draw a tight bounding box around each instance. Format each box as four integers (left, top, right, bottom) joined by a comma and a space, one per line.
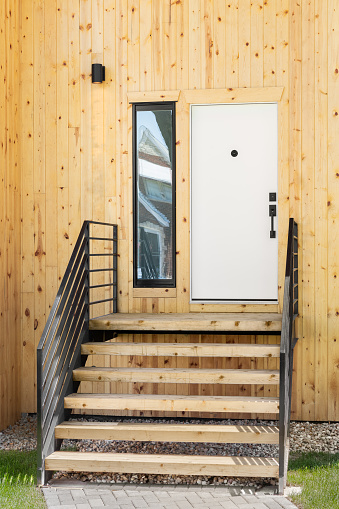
73, 367, 279, 384
55, 421, 279, 443
82, 342, 280, 358
89, 312, 282, 333
45, 451, 279, 477
64, 393, 279, 414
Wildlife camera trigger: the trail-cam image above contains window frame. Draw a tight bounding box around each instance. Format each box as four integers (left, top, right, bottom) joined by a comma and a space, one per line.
132, 101, 176, 288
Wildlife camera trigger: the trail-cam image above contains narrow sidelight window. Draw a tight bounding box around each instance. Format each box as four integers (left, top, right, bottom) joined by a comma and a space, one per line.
133, 102, 176, 288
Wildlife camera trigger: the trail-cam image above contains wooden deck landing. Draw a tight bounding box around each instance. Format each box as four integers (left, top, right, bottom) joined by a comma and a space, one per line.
89, 312, 282, 333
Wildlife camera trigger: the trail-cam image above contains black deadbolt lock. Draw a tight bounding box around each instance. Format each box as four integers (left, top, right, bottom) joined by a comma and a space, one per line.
231, 149, 238, 157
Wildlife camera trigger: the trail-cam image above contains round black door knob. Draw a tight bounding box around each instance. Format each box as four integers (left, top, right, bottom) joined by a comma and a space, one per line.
231, 149, 238, 157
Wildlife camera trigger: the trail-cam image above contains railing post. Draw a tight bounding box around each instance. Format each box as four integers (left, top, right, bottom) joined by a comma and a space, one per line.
288, 346, 294, 437
279, 219, 298, 495
113, 224, 118, 313
279, 349, 287, 494
37, 347, 43, 485
85, 222, 90, 331
279, 276, 290, 495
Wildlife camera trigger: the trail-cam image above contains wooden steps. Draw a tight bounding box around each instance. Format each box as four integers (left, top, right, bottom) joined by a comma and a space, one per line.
45, 451, 279, 477
55, 421, 279, 444
64, 393, 280, 414
89, 312, 282, 333
73, 367, 279, 385
82, 342, 281, 358
45, 311, 283, 483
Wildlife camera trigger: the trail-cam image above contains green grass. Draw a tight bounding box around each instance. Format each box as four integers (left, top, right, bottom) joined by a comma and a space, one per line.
288, 452, 339, 509
0, 450, 46, 509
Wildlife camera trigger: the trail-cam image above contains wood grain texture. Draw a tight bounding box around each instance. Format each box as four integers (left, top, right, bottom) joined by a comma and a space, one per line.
89, 313, 283, 332
0, 0, 21, 430
73, 367, 280, 385
55, 421, 279, 443
64, 393, 280, 413
289, 0, 302, 422
314, 0, 328, 421
81, 342, 281, 357
300, 0, 315, 422
0, 0, 333, 421
127, 90, 180, 103
182, 86, 284, 104
45, 451, 279, 477
327, 0, 339, 421
132, 288, 177, 298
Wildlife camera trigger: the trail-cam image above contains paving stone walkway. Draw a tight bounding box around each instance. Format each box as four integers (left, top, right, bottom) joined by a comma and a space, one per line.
42, 481, 299, 509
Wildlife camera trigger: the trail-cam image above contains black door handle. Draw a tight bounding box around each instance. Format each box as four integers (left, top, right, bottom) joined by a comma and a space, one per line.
269, 204, 276, 238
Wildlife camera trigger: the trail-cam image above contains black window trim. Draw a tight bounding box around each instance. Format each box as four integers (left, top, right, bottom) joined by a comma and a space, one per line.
132, 101, 176, 288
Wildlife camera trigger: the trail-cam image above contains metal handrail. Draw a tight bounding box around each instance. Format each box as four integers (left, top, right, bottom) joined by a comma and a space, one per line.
279, 218, 298, 494
37, 220, 118, 485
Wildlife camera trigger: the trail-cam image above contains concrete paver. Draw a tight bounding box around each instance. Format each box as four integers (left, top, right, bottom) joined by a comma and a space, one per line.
42, 483, 299, 509
251, 504, 270, 509
218, 499, 240, 509
231, 495, 252, 505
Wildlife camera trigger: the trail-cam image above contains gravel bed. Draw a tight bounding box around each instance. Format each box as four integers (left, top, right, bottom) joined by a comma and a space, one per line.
0, 414, 37, 451
1, 414, 338, 489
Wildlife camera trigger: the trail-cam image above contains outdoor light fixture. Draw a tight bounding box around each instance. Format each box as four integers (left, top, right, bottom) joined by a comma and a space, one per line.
92, 63, 105, 83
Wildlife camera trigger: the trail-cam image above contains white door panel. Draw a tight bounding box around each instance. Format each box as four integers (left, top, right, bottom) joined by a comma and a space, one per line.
191, 103, 278, 301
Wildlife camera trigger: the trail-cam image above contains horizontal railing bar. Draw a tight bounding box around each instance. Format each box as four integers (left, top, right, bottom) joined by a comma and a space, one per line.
89, 283, 115, 289
42, 324, 87, 446
89, 253, 114, 257
42, 302, 85, 397
42, 270, 87, 394
42, 254, 87, 374
37, 225, 87, 352
41, 248, 88, 367
88, 220, 117, 227
89, 298, 116, 305
42, 307, 86, 432
42, 302, 86, 434
89, 237, 115, 242
41, 414, 60, 464
42, 292, 87, 418
89, 268, 116, 273
292, 338, 299, 350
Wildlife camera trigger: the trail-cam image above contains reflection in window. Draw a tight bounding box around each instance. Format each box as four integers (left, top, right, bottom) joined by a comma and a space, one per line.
133, 103, 176, 287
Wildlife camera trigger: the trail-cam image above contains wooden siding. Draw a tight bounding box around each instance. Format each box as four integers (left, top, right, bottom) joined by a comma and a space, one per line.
0, 0, 21, 430
0, 0, 336, 423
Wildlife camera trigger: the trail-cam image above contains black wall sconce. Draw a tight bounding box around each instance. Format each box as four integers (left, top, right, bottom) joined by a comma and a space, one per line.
92, 63, 105, 83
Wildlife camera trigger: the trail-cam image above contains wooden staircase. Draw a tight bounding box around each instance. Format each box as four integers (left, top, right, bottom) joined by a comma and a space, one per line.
37, 219, 298, 494
45, 312, 281, 483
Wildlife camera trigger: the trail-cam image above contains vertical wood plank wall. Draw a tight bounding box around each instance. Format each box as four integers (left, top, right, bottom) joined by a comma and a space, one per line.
0, 0, 337, 426
0, 0, 21, 430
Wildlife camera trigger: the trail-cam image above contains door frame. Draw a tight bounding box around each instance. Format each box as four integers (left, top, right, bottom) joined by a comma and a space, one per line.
190, 101, 279, 304
127, 87, 287, 313
177, 87, 287, 313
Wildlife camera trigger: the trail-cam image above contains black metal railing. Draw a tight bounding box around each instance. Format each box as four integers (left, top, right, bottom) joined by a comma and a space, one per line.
37, 220, 117, 485
279, 218, 298, 494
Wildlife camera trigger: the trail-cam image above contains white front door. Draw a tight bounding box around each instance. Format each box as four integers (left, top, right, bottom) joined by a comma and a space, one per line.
191, 103, 278, 302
